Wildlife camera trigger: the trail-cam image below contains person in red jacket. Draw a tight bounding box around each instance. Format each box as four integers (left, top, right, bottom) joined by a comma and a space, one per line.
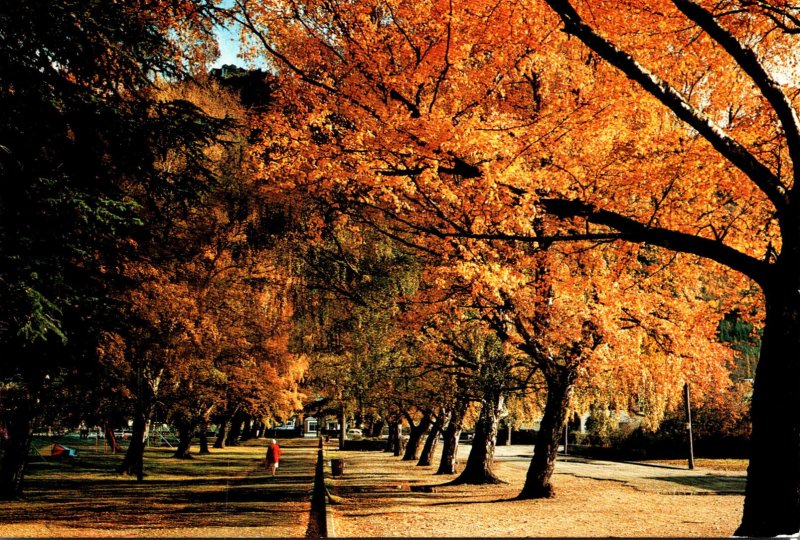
265, 439, 281, 476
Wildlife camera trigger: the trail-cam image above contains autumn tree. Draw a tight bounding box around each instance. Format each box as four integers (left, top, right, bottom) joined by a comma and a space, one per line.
508, 1, 800, 533
439, 322, 520, 484
230, 0, 751, 506
107, 75, 304, 468
490, 244, 736, 497
295, 226, 447, 454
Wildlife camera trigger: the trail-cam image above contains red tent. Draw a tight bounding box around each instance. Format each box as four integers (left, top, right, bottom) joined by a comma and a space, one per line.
51, 443, 77, 459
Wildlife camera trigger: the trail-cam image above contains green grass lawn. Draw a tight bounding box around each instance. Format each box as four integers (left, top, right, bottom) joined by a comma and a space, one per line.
0, 436, 316, 537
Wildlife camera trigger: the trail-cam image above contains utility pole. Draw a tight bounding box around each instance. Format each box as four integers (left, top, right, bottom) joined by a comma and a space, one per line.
338, 404, 345, 450
684, 383, 695, 470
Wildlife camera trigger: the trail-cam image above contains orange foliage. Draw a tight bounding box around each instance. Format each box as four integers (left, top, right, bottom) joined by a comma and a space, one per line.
230, 0, 800, 530
233, 0, 751, 427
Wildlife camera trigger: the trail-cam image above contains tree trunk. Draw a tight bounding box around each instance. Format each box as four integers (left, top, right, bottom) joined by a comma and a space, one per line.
0, 397, 35, 500
116, 412, 148, 481
198, 419, 210, 454
172, 421, 195, 459
338, 405, 345, 450
240, 416, 253, 441
505, 422, 512, 446
402, 412, 432, 461
385, 421, 399, 452
437, 400, 466, 475
214, 416, 229, 449
450, 394, 503, 485
417, 411, 445, 467
518, 370, 574, 499
735, 289, 800, 536
371, 419, 385, 438
226, 411, 244, 446
392, 422, 403, 456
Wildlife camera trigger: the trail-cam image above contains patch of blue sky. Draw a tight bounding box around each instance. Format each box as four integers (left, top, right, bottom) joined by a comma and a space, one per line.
210, 16, 270, 71
212, 23, 242, 68
208, 0, 270, 70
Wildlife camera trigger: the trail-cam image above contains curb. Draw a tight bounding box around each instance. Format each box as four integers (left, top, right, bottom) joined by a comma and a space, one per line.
324, 484, 336, 538
308, 440, 330, 537
322, 441, 336, 538
309, 439, 338, 538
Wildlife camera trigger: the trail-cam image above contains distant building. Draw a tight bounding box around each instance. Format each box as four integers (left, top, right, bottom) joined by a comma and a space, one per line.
209, 64, 247, 79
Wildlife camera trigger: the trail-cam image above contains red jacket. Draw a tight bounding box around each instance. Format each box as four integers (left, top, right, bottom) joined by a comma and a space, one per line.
266, 443, 281, 463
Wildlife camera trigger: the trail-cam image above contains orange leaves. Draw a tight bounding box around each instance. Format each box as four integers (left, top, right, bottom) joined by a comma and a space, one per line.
229, 0, 774, 434
100, 74, 309, 422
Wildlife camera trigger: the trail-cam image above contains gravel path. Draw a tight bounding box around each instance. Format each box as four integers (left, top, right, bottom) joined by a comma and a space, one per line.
328, 443, 744, 537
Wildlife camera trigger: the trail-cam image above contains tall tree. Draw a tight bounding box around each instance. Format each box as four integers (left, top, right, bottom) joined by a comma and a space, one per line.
109, 76, 304, 467
0, 0, 226, 498
291, 218, 427, 443
232, 0, 779, 531
532, 2, 800, 534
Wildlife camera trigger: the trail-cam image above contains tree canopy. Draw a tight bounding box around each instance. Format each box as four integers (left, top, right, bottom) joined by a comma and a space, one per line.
3, 1, 796, 535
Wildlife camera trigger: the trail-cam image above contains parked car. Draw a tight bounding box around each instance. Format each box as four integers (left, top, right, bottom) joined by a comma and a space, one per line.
346, 428, 363, 439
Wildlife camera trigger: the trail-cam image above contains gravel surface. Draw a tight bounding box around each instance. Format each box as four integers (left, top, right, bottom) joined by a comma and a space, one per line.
496, 447, 746, 495
328, 443, 744, 537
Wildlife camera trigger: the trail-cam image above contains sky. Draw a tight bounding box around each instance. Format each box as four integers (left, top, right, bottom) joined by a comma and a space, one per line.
212, 24, 243, 68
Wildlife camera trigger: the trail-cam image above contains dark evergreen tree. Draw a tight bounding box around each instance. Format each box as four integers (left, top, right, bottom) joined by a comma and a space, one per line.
0, 0, 225, 497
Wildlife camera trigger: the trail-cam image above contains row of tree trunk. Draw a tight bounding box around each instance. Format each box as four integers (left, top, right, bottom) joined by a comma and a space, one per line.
377, 378, 574, 496
1, 385, 566, 501
114, 409, 269, 480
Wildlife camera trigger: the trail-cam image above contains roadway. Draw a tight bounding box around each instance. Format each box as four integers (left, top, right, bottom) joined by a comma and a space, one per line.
492, 444, 746, 495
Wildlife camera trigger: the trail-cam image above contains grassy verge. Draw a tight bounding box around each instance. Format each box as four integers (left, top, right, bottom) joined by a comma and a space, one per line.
0, 437, 314, 537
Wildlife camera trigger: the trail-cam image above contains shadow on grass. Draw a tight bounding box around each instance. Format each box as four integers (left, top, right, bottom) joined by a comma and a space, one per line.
649, 475, 746, 494
619, 460, 690, 470
424, 495, 522, 507
3, 438, 319, 531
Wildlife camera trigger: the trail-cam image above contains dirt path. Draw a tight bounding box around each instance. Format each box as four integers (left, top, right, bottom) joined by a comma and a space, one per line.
0, 437, 317, 537
327, 443, 744, 537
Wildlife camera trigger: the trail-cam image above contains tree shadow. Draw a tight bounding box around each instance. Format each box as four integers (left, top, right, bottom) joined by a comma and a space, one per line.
649, 475, 746, 494
425, 495, 520, 507
3, 439, 318, 532
619, 460, 690, 470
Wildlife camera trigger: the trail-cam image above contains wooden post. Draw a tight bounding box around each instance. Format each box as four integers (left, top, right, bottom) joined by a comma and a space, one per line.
684, 383, 695, 470
564, 422, 568, 455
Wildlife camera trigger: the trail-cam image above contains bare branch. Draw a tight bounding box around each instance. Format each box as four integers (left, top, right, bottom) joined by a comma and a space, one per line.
541, 198, 770, 285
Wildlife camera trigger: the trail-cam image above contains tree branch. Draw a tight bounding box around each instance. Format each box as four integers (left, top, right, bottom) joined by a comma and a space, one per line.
542, 0, 789, 212
671, 0, 800, 192
541, 198, 770, 285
